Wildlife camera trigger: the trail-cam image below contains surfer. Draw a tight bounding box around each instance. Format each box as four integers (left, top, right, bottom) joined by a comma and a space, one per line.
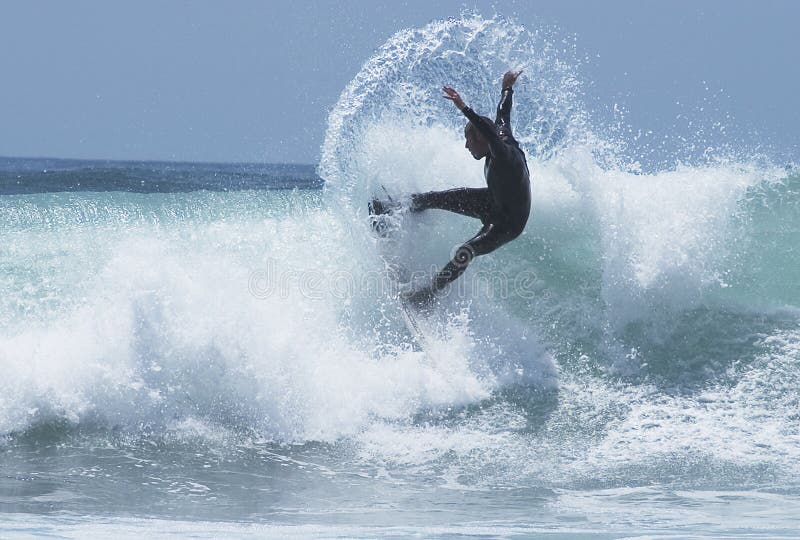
371, 70, 530, 307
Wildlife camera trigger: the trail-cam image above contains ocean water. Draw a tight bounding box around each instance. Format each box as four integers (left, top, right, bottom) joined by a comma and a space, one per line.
2, 14, 800, 539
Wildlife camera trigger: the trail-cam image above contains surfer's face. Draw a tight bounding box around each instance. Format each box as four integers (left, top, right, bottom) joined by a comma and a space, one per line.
464, 126, 489, 160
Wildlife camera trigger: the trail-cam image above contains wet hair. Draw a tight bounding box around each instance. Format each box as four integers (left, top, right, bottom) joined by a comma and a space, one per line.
465, 115, 495, 139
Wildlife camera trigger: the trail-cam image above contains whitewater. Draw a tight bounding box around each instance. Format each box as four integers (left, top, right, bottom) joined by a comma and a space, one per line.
1, 14, 799, 538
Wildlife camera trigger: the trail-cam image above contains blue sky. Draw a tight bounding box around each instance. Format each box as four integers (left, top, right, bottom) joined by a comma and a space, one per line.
1, 1, 798, 163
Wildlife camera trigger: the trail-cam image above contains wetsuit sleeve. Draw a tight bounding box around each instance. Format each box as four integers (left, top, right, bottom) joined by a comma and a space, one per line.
495, 87, 513, 138
461, 106, 506, 157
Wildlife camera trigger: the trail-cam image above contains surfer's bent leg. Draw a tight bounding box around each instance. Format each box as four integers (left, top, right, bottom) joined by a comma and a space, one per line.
430, 224, 499, 291
404, 224, 515, 306
410, 188, 492, 221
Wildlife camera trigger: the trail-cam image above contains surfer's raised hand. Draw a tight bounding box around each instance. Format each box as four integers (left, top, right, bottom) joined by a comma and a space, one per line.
442, 86, 466, 110
502, 69, 523, 89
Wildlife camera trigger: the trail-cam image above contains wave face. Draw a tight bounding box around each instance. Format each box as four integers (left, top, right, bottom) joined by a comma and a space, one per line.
316, 11, 799, 478
0, 13, 799, 529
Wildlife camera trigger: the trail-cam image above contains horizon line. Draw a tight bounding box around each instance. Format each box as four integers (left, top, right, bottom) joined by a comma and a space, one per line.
0, 154, 318, 168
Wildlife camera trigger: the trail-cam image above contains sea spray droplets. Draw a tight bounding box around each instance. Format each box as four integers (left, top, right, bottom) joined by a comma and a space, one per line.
320, 12, 587, 202
0, 191, 500, 442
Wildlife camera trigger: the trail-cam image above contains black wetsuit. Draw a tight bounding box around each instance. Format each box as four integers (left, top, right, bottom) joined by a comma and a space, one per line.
409, 87, 531, 299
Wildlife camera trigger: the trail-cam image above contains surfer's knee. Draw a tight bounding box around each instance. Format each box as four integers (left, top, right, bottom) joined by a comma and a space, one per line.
473, 223, 521, 255
466, 235, 504, 259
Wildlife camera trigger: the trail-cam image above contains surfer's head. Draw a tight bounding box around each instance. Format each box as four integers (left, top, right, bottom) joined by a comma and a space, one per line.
464, 118, 492, 159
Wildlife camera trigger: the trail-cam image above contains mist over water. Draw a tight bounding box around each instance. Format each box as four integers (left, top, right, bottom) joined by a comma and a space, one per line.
1, 13, 799, 537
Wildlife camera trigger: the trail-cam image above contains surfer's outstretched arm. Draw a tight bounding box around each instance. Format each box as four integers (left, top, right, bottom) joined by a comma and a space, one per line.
443, 86, 503, 156
495, 70, 521, 138
495, 87, 513, 129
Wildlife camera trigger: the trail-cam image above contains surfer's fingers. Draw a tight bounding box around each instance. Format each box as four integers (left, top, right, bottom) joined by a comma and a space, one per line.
502, 70, 523, 86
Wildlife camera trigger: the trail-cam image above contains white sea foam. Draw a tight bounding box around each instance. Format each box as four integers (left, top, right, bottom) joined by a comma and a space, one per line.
0, 14, 797, 491
0, 190, 555, 442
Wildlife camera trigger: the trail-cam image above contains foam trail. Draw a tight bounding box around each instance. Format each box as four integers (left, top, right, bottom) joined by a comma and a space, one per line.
0, 187, 551, 443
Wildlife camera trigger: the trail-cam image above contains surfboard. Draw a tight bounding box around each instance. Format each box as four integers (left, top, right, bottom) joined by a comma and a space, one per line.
399, 298, 430, 347
368, 189, 431, 346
